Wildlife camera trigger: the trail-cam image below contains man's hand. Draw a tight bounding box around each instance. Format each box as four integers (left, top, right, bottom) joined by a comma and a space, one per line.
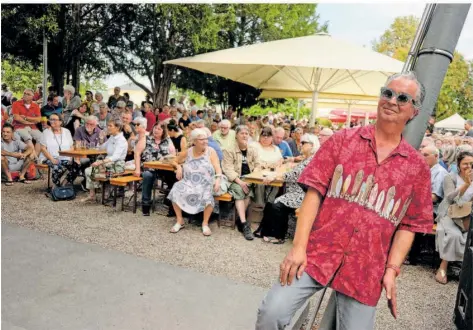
19, 153, 26, 160
279, 245, 307, 286
383, 269, 397, 319
237, 179, 249, 194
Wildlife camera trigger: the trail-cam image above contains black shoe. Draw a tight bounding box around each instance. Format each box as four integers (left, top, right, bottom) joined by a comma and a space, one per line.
142, 205, 151, 216
166, 208, 176, 217
242, 222, 254, 241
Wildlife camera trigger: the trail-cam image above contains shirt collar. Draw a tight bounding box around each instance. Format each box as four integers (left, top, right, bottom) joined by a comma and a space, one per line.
359, 124, 409, 158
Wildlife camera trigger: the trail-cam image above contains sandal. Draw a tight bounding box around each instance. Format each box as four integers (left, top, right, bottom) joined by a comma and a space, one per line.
18, 178, 31, 184
263, 236, 272, 242
80, 196, 96, 203
270, 238, 285, 245
202, 225, 212, 236
4, 181, 14, 186
170, 223, 185, 233
435, 269, 448, 285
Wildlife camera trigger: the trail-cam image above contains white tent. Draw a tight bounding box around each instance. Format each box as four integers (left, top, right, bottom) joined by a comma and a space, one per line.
434, 113, 466, 130
164, 33, 403, 125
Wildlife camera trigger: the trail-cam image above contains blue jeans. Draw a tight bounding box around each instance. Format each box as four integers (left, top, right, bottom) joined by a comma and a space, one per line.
141, 170, 156, 206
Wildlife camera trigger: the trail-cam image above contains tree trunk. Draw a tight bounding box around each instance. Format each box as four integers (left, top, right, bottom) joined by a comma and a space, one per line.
48, 4, 67, 94
71, 4, 81, 91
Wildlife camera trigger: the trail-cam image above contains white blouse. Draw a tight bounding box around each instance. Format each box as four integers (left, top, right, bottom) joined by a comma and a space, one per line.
100, 132, 128, 162
254, 143, 283, 165
40, 128, 74, 161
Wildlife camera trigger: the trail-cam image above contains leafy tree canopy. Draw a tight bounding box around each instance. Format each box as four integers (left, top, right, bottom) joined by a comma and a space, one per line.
373, 15, 473, 120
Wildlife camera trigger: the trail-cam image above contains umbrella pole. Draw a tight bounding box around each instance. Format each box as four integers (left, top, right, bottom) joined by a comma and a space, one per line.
296, 100, 301, 121
309, 91, 319, 127
364, 112, 370, 126
345, 103, 352, 128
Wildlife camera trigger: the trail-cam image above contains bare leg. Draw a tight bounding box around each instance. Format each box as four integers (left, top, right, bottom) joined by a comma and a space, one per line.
235, 198, 250, 223
202, 205, 214, 226
1, 156, 13, 183
436, 259, 448, 284
19, 157, 33, 181
172, 203, 185, 225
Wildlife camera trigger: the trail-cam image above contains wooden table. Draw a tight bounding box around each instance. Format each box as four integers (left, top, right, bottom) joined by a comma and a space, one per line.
58, 149, 108, 158
143, 161, 174, 171
242, 167, 288, 188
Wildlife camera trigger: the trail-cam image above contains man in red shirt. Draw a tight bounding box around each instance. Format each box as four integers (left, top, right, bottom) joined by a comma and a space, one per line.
12, 88, 43, 158
158, 105, 171, 122
256, 72, 434, 330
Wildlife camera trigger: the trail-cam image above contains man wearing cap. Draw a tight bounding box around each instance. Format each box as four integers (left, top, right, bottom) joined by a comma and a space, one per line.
256, 72, 433, 329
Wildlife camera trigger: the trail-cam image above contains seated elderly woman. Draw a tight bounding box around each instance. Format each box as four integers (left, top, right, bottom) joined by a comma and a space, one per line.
252, 126, 283, 206
81, 118, 128, 202
435, 151, 473, 284
39, 113, 81, 188
167, 128, 222, 236
222, 125, 260, 240
134, 122, 176, 216
254, 134, 320, 244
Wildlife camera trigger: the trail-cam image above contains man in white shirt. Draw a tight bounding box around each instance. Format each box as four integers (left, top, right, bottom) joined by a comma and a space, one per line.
212, 119, 236, 150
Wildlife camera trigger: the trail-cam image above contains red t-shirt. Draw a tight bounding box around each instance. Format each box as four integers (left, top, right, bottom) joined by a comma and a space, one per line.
145, 111, 156, 132
298, 125, 433, 306
11, 100, 41, 130
158, 112, 171, 122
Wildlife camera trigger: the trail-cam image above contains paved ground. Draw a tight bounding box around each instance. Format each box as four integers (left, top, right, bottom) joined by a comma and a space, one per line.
2, 223, 267, 330
1, 180, 460, 329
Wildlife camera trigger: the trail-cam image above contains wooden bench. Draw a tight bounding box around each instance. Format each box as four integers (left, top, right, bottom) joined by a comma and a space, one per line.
93, 170, 135, 205
110, 176, 143, 213
214, 193, 236, 229
35, 163, 51, 190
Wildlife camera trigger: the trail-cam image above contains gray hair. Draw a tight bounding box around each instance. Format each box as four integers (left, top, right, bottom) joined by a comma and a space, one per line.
108, 117, 123, 131
95, 92, 103, 98
319, 127, 334, 136
466, 119, 473, 127
219, 119, 231, 128
24, 88, 34, 94
190, 128, 208, 142
202, 127, 212, 138
274, 126, 285, 135
63, 84, 75, 95
85, 115, 98, 124
423, 144, 440, 158
133, 116, 147, 128
235, 125, 250, 135
301, 133, 320, 153
384, 71, 425, 110
99, 102, 107, 109
195, 119, 206, 128
116, 101, 126, 108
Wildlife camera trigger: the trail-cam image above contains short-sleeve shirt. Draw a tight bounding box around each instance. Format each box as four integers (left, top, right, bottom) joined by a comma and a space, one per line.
298, 125, 433, 307
277, 141, 293, 158
11, 100, 41, 130
1, 138, 27, 166
179, 117, 191, 128
430, 163, 448, 214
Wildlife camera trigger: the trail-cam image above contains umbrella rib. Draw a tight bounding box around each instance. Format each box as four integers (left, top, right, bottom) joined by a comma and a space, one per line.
232, 65, 268, 83
256, 67, 284, 89
318, 69, 340, 91
279, 66, 313, 91
346, 70, 367, 95
322, 70, 370, 92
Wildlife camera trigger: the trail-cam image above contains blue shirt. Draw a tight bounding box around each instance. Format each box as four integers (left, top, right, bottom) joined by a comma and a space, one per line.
189, 115, 199, 122
208, 137, 223, 162
276, 141, 293, 158
431, 163, 448, 214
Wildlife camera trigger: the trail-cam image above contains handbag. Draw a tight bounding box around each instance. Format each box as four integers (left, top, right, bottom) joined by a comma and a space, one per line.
448, 202, 472, 231
51, 185, 76, 201
213, 174, 230, 197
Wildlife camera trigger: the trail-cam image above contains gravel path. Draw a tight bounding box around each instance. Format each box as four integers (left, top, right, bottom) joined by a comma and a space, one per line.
1, 180, 458, 329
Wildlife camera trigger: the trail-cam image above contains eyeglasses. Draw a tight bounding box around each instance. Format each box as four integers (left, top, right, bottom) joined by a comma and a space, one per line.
134, 123, 140, 127
301, 141, 312, 145
380, 87, 417, 106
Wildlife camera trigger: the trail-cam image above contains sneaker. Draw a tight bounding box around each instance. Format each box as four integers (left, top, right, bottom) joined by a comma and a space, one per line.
242, 222, 254, 241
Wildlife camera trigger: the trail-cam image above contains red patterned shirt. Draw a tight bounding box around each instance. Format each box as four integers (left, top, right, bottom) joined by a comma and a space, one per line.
298, 125, 433, 306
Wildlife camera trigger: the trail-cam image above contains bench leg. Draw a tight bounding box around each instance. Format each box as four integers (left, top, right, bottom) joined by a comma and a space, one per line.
217, 201, 221, 228
232, 202, 236, 230
101, 182, 106, 205
121, 187, 125, 211
133, 181, 138, 214
113, 186, 117, 208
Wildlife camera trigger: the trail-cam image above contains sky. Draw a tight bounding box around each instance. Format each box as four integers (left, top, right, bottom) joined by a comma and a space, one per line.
104, 3, 473, 89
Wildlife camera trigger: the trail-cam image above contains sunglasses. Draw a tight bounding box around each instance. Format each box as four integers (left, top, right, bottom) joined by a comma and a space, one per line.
380, 87, 417, 106
134, 123, 140, 127
301, 141, 312, 145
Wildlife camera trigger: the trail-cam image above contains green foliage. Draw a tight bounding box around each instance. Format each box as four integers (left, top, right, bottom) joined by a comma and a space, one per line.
169, 84, 209, 108
1, 56, 44, 98
79, 79, 108, 96
372, 15, 473, 120
242, 98, 311, 118
173, 4, 327, 111
317, 118, 333, 127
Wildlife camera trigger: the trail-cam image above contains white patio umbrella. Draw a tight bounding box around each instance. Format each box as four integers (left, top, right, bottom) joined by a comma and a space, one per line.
434, 113, 466, 131
165, 33, 403, 125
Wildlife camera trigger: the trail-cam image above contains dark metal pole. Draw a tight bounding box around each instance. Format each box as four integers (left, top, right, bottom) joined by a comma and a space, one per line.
403, 4, 471, 148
